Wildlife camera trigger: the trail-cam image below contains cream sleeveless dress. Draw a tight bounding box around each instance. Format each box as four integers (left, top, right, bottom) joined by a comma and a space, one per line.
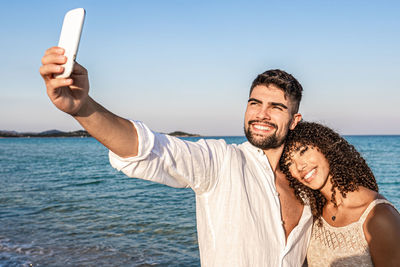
306, 199, 395, 267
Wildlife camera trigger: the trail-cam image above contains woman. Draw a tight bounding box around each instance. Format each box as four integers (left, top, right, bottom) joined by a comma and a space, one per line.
279, 121, 400, 267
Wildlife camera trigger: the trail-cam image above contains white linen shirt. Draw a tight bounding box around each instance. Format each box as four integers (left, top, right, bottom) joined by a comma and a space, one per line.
109, 121, 313, 267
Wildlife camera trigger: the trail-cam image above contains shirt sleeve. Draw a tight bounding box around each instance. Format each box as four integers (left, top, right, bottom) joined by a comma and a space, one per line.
109, 120, 229, 194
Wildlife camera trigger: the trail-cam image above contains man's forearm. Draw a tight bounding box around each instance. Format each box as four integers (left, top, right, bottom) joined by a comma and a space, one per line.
73, 97, 138, 158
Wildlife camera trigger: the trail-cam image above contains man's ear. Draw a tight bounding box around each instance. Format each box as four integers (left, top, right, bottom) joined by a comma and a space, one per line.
289, 113, 302, 130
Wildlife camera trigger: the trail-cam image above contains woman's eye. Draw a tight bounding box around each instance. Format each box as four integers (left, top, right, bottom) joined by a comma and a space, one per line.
299, 147, 308, 155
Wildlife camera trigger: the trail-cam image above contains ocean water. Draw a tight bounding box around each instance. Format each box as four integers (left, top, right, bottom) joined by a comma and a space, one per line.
0, 136, 399, 266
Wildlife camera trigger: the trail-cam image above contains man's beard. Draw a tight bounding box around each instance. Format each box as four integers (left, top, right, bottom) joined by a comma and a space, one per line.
244, 121, 286, 149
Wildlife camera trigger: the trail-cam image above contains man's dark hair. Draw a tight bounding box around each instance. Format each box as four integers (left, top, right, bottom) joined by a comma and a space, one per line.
250, 69, 303, 114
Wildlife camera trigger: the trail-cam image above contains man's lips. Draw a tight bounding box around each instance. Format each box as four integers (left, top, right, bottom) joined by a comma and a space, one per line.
248, 120, 277, 132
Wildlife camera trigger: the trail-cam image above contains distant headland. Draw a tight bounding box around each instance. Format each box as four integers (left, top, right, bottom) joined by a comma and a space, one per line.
165, 131, 200, 137
0, 130, 200, 138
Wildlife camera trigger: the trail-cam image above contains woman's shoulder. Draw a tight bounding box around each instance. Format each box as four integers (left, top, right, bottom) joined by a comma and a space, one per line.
362, 195, 400, 266
362, 192, 400, 242
357, 188, 398, 224
342, 187, 378, 217
364, 199, 400, 229
354, 186, 379, 204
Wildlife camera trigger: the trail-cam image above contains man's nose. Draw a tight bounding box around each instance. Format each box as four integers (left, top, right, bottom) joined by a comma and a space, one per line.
256, 106, 271, 120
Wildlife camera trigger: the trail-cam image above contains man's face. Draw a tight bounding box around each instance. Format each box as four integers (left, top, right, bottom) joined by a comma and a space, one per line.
244, 85, 302, 150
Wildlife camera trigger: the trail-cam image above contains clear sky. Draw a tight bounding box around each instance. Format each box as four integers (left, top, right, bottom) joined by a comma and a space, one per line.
1, 0, 399, 135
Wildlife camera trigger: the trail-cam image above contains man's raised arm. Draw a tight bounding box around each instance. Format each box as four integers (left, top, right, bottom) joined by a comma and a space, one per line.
39, 47, 138, 158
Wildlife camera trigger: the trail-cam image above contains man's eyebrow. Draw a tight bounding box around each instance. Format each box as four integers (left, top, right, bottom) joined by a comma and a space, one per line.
271, 102, 288, 109
248, 98, 262, 103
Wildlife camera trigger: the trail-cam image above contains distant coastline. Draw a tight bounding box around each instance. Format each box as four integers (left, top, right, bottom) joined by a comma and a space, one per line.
0, 130, 200, 138
165, 131, 201, 137
1, 130, 398, 138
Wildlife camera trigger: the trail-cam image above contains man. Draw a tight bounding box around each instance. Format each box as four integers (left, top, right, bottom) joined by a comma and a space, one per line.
40, 47, 312, 266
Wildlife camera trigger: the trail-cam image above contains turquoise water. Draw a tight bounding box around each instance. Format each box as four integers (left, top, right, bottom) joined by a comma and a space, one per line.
0, 136, 399, 266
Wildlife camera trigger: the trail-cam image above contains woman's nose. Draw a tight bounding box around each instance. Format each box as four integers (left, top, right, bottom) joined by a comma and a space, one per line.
295, 160, 307, 171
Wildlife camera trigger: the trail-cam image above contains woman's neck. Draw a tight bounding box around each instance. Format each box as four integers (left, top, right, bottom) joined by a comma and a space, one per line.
319, 176, 344, 206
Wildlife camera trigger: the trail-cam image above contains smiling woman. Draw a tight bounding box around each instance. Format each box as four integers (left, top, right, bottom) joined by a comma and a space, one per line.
279, 121, 400, 267
286, 146, 331, 191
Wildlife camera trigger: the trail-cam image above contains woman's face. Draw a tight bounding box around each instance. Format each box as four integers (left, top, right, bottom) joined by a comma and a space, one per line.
286, 144, 331, 191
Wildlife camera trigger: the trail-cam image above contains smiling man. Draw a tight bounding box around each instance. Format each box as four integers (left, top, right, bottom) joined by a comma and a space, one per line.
40, 47, 313, 267
245, 85, 299, 149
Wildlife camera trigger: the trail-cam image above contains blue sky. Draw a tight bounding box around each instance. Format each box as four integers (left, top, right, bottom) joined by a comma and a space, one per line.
1, 0, 399, 135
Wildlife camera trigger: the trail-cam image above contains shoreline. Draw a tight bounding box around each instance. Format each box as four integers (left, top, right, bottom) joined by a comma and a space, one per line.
0, 130, 201, 138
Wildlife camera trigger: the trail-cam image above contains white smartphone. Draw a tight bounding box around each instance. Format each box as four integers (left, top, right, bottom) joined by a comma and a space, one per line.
55, 8, 86, 78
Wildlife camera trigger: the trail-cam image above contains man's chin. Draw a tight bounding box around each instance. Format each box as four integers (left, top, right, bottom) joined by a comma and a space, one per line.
245, 131, 283, 150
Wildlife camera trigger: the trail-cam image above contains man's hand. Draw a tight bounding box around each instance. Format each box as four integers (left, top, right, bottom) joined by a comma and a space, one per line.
39, 46, 89, 115
39, 46, 138, 158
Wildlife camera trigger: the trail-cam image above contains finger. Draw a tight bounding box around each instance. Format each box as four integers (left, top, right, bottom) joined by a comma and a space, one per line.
47, 77, 73, 90
44, 46, 65, 56
39, 64, 64, 79
41, 53, 67, 65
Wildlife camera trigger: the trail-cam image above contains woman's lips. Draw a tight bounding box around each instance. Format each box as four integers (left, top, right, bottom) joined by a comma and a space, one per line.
303, 168, 316, 181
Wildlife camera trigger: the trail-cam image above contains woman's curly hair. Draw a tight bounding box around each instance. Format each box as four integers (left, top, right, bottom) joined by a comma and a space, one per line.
279, 121, 378, 225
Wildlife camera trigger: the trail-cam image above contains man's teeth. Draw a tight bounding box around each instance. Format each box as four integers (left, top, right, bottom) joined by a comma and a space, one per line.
254, 125, 272, 131
304, 169, 316, 180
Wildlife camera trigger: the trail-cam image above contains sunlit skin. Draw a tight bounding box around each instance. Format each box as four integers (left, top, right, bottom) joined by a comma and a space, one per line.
39, 46, 400, 265
244, 85, 302, 159
286, 145, 332, 194
244, 85, 303, 240
39, 47, 138, 158
286, 144, 400, 266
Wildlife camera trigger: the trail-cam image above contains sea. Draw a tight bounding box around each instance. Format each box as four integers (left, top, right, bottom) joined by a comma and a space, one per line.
0, 135, 399, 267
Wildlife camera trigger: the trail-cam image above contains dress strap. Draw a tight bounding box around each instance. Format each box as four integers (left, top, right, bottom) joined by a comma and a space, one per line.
359, 199, 393, 223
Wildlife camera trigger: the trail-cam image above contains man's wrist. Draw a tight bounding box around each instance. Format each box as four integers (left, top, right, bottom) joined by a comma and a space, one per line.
72, 96, 94, 118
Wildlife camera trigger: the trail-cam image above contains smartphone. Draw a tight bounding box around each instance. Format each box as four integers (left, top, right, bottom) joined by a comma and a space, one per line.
55, 8, 86, 78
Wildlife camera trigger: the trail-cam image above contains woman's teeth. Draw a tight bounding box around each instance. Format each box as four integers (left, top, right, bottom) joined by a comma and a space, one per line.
304, 168, 316, 181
